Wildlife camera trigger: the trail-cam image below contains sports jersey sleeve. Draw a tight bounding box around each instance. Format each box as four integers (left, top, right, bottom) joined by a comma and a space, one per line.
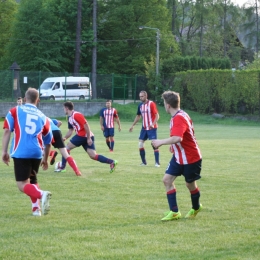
113, 109, 119, 118
52, 119, 58, 126
42, 117, 53, 145
137, 104, 141, 115
3, 108, 16, 131
150, 102, 158, 114
170, 116, 187, 138
100, 108, 105, 117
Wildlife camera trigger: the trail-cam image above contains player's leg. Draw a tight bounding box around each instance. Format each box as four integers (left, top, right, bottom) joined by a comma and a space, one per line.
109, 128, 115, 151
184, 160, 202, 218
59, 147, 81, 176
139, 129, 148, 165
104, 129, 111, 150
161, 157, 182, 221
14, 158, 51, 216
52, 131, 81, 176
58, 142, 76, 171
85, 137, 118, 173
148, 129, 160, 167
49, 150, 58, 165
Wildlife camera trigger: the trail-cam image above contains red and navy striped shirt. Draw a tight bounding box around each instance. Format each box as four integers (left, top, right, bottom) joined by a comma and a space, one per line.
170, 110, 202, 164
100, 108, 118, 128
137, 100, 158, 130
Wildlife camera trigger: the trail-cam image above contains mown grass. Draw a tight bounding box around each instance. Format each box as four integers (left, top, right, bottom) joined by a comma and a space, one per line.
1, 112, 260, 259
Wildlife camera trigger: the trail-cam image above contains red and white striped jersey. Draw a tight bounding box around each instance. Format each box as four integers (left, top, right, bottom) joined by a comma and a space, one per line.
68, 111, 94, 138
170, 110, 201, 165
137, 100, 158, 130
100, 108, 118, 128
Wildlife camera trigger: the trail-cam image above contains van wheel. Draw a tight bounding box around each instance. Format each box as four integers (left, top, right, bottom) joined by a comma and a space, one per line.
49, 96, 55, 101
79, 95, 85, 100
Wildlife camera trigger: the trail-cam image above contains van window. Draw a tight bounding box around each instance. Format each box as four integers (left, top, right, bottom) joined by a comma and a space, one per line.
79, 82, 90, 89
40, 82, 54, 90
63, 83, 80, 90
53, 83, 60, 90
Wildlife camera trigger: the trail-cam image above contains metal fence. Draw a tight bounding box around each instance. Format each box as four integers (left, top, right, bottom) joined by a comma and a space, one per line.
0, 70, 149, 102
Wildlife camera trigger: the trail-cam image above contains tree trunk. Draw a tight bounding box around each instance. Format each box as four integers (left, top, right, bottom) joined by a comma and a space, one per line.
74, 0, 82, 75
92, 0, 97, 99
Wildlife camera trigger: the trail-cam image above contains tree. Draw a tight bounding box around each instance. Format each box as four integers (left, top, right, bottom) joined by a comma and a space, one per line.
97, 0, 179, 75
74, 0, 82, 75
2, 0, 63, 71
0, 0, 18, 69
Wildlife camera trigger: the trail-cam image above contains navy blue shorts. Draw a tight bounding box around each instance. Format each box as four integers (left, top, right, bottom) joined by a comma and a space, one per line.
165, 156, 202, 183
139, 128, 157, 141
103, 128, 114, 138
70, 135, 95, 151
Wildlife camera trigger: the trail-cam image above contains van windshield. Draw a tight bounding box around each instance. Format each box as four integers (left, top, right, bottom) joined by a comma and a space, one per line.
39, 82, 54, 90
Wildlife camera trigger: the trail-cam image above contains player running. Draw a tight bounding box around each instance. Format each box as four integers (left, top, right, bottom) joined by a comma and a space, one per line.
55, 101, 118, 173
99, 100, 121, 152
2, 88, 52, 217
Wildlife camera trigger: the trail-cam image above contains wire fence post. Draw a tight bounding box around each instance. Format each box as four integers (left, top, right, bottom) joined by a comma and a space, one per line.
112, 73, 114, 102
134, 74, 137, 103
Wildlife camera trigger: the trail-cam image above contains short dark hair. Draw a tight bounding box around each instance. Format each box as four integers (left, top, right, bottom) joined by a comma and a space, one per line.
17, 97, 22, 100
63, 101, 74, 110
162, 91, 180, 109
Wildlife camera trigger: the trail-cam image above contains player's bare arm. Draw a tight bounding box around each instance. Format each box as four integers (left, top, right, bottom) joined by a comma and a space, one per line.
150, 113, 159, 129
129, 115, 141, 132
2, 128, 11, 166
152, 136, 182, 149
116, 118, 121, 131
41, 144, 51, 170
99, 116, 104, 131
63, 129, 73, 141
57, 120, 62, 127
84, 122, 93, 146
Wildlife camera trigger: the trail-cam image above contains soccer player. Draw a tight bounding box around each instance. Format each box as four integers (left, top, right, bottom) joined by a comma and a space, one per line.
99, 100, 121, 152
47, 118, 81, 176
2, 88, 52, 217
17, 97, 23, 106
151, 90, 202, 221
55, 101, 118, 173
129, 91, 160, 167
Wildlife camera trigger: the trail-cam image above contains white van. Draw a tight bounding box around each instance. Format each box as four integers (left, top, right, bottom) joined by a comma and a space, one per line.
38, 76, 91, 100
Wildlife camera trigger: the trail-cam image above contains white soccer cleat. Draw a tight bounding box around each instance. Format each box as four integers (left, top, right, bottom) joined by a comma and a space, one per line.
32, 208, 41, 217
41, 191, 52, 215
155, 163, 160, 167
140, 162, 147, 166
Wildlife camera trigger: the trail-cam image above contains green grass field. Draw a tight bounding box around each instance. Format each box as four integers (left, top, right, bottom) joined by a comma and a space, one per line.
1, 115, 260, 259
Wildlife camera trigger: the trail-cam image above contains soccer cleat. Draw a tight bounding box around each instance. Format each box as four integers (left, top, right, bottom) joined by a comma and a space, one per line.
41, 191, 52, 215
155, 163, 160, 167
75, 170, 82, 176
161, 211, 181, 221
109, 149, 113, 152
50, 151, 58, 165
32, 208, 41, 217
140, 162, 147, 166
185, 204, 203, 218
54, 166, 66, 173
110, 160, 118, 173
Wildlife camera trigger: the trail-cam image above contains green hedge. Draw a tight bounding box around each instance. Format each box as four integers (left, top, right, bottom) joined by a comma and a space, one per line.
172, 69, 260, 114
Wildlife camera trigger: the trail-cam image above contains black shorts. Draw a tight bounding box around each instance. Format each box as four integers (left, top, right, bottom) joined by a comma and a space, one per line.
52, 130, 65, 149
13, 158, 42, 183
165, 157, 202, 183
